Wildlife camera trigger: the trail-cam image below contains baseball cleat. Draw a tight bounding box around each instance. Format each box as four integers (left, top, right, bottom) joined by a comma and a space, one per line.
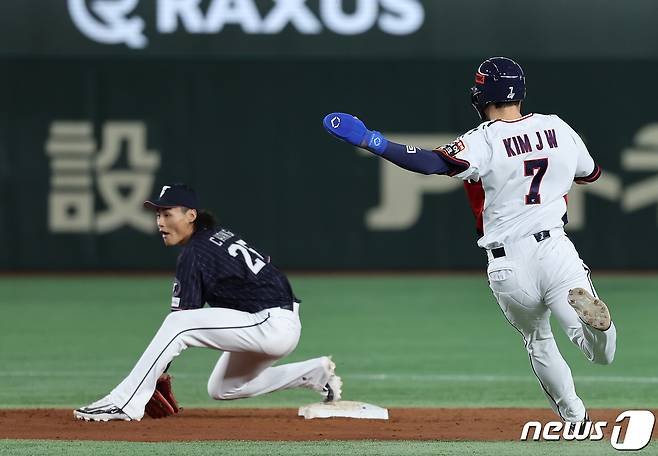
74, 396, 133, 422
568, 288, 611, 331
564, 412, 592, 436
322, 357, 342, 403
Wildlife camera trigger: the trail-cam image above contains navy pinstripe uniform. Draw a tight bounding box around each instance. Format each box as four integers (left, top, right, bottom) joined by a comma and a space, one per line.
172, 227, 298, 313
79, 187, 339, 421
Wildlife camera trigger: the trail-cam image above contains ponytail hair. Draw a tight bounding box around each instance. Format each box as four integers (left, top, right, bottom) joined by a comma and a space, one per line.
193, 209, 217, 231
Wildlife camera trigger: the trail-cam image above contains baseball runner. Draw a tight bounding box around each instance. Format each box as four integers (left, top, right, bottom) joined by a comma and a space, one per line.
323, 57, 616, 424
74, 183, 342, 421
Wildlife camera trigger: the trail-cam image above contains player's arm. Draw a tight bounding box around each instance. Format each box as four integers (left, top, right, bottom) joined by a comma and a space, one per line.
558, 116, 601, 185
574, 161, 601, 184
171, 248, 204, 311
323, 112, 456, 175
573, 132, 601, 184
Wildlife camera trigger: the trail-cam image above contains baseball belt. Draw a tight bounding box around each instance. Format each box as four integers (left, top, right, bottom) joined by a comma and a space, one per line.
490, 230, 551, 259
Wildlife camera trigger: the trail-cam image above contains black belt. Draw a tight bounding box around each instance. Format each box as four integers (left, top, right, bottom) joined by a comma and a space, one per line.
490, 230, 551, 259
280, 302, 296, 311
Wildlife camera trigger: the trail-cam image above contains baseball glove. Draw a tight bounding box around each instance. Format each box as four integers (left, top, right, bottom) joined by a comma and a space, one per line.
145, 373, 180, 419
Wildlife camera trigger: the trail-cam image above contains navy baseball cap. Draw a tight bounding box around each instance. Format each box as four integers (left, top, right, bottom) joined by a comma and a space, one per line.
144, 184, 199, 210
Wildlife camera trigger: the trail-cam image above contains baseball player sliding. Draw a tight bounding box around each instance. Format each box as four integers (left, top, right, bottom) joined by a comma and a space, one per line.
323, 57, 616, 425
74, 184, 342, 421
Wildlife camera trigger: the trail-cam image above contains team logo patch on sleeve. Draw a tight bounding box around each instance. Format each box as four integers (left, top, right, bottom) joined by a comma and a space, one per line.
439, 139, 466, 157
171, 278, 181, 308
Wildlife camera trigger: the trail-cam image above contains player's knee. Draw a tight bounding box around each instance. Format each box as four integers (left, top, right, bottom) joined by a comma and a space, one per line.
593, 351, 614, 365
160, 311, 187, 334
207, 377, 238, 400
163, 311, 183, 325
525, 333, 553, 353
207, 381, 222, 400
208, 383, 238, 400
208, 389, 227, 400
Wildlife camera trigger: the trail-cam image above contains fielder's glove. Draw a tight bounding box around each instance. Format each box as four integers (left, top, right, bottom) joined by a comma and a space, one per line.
145, 373, 180, 419
323, 112, 388, 154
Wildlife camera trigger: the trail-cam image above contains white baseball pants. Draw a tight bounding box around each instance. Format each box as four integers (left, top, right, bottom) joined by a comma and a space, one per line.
107, 303, 332, 420
486, 228, 616, 422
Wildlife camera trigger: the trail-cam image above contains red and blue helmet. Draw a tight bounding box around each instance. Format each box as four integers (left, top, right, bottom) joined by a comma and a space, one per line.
470, 57, 526, 120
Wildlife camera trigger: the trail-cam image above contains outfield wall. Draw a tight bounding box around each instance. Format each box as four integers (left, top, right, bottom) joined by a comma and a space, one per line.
1, 1, 657, 270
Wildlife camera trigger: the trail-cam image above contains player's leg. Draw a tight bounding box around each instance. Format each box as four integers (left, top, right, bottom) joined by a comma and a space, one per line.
104, 307, 281, 419
543, 236, 616, 365
488, 257, 586, 422
207, 305, 339, 400
546, 278, 616, 364
207, 351, 335, 400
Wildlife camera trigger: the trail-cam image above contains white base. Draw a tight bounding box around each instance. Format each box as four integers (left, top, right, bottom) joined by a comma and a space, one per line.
298, 400, 389, 420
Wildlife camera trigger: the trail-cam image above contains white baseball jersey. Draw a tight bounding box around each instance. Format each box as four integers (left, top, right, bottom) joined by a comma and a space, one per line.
433, 112, 614, 423
436, 113, 601, 249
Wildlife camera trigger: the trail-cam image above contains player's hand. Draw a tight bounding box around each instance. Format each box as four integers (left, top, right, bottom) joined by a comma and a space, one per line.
323, 112, 388, 154
323, 113, 368, 146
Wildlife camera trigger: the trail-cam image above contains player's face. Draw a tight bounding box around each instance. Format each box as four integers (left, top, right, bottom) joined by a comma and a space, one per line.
156, 207, 196, 246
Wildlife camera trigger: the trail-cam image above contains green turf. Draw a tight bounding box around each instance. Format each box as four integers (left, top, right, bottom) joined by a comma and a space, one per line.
1, 275, 656, 409
1, 439, 651, 456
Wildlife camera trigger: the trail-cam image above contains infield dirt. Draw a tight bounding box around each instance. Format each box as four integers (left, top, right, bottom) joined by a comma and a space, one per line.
1, 408, 656, 441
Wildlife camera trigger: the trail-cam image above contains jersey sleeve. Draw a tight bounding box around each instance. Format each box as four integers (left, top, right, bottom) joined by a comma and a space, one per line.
433, 127, 491, 181
558, 116, 601, 184
172, 246, 204, 311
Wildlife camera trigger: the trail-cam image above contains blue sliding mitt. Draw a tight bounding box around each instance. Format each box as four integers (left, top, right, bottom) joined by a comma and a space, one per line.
323, 112, 388, 155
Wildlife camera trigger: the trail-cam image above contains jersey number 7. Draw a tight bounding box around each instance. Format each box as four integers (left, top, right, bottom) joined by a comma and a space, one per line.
524, 158, 548, 205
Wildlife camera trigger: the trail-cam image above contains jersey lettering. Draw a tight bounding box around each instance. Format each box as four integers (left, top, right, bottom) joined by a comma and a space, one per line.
503, 129, 558, 157
209, 229, 235, 247
544, 129, 558, 148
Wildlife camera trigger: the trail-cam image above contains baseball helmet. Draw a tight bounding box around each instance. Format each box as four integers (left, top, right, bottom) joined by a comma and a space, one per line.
470, 57, 526, 120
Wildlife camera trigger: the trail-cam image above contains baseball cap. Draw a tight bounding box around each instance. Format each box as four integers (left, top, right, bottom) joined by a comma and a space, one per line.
144, 183, 199, 210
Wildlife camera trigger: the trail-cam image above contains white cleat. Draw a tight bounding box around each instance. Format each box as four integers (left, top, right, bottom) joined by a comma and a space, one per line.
322, 357, 343, 403
568, 288, 611, 331
73, 396, 134, 422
